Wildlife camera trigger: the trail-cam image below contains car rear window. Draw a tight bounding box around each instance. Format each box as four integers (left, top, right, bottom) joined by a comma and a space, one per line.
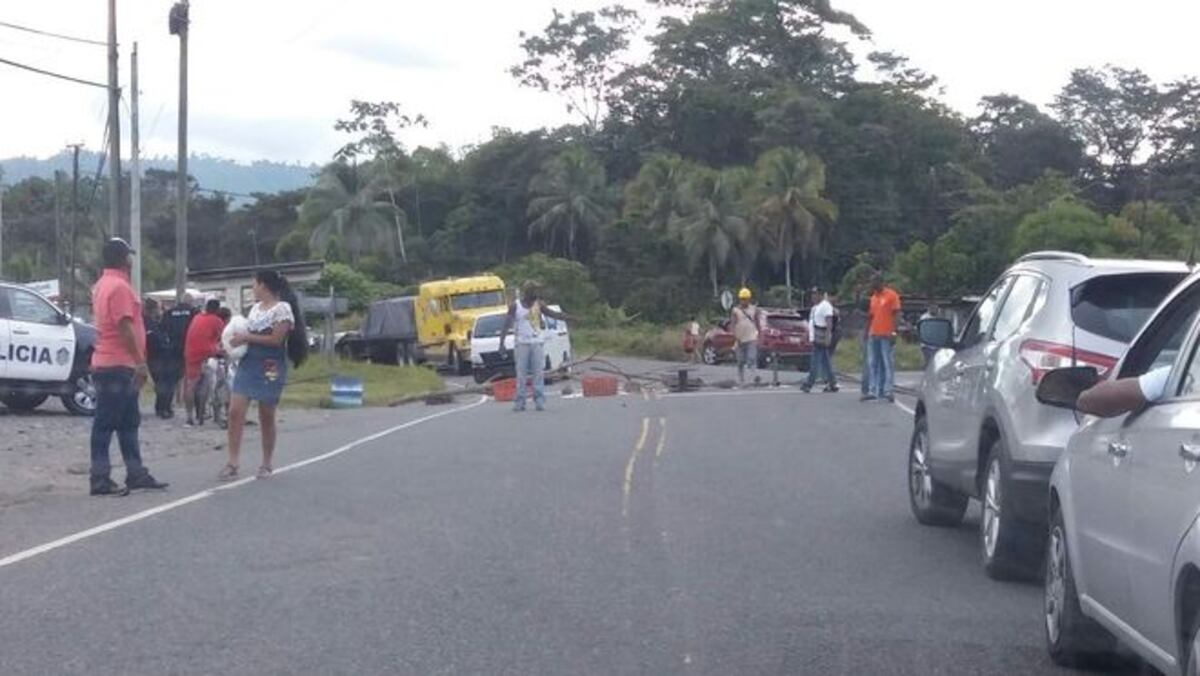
767, 316, 806, 332
1071, 272, 1187, 343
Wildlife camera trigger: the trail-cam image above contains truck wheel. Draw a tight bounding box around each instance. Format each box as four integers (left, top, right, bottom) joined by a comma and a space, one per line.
61, 372, 97, 416
448, 345, 471, 376
1, 391, 50, 412
908, 416, 967, 526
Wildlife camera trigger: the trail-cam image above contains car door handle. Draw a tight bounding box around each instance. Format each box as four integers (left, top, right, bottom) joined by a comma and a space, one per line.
1108, 441, 1130, 458
1180, 444, 1200, 462
12, 329, 29, 336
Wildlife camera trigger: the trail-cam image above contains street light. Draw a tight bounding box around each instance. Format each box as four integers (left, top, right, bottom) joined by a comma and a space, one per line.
169, 0, 189, 303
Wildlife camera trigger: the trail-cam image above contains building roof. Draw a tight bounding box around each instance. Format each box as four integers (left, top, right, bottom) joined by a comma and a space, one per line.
187, 260, 325, 283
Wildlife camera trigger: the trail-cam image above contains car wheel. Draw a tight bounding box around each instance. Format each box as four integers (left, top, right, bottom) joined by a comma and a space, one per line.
473, 368, 490, 385
1, 391, 50, 412
908, 416, 968, 526
1045, 506, 1115, 667
701, 342, 718, 366
1185, 613, 1200, 676
981, 440, 1032, 579
60, 372, 97, 416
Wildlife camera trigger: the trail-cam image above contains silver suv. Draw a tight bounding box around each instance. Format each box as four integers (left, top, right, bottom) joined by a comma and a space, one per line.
1038, 269, 1200, 674
909, 252, 1189, 578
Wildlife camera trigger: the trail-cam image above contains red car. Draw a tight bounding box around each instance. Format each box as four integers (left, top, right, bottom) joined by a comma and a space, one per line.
700, 308, 813, 370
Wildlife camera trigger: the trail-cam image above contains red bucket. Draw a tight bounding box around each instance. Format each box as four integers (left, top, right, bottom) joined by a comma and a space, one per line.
492, 378, 517, 402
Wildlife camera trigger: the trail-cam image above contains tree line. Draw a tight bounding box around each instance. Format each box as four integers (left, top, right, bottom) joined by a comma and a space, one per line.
2, 0, 1198, 322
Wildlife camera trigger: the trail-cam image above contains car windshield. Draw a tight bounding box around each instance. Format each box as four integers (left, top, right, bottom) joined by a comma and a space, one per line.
1072, 272, 1186, 343
451, 291, 505, 310
473, 314, 507, 338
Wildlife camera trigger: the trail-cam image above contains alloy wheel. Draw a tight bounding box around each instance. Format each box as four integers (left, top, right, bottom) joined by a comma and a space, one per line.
1045, 526, 1067, 645
982, 458, 1002, 559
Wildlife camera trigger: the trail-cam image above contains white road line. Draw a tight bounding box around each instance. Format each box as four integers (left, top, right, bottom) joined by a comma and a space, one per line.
0, 396, 488, 571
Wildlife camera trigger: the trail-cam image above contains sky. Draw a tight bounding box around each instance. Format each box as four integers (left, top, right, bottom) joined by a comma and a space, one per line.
1, 0, 1197, 167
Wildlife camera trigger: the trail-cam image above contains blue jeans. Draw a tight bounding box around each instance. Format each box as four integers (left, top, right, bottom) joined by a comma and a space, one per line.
860, 337, 870, 395
90, 367, 147, 482
736, 341, 758, 384
514, 342, 545, 410
804, 344, 835, 388
868, 337, 895, 399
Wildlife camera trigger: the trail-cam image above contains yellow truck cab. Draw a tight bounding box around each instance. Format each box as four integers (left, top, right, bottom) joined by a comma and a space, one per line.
415, 275, 507, 374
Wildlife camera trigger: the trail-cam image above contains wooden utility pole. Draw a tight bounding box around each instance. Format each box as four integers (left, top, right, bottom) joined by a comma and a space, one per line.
107, 0, 122, 239
67, 143, 83, 312
130, 42, 142, 293
170, 1, 189, 303
54, 171, 64, 293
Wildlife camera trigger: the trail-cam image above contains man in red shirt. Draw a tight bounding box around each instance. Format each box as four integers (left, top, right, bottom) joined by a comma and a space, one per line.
183, 298, 226, 425
89, 238, 169, 496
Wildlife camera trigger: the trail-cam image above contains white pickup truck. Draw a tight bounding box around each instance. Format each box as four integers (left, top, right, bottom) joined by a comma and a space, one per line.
468, 306, 572, 384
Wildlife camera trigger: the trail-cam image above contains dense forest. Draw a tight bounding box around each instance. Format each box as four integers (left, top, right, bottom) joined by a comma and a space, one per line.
2, 0, 1198, 322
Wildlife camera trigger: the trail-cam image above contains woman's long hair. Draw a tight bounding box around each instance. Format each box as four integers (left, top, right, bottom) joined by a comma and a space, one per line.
255, 269, 308, 367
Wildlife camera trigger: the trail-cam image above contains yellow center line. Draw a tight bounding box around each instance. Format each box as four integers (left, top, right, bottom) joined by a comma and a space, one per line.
622, 417, 650, 517
655, 417, 668, 459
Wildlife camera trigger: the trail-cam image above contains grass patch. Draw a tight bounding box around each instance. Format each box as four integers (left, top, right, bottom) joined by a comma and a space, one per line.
280, 359, 444, 408
573, 324, 687, 362
833, 340, 925, 374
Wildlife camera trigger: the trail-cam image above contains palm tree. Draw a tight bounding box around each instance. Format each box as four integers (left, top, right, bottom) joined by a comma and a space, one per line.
527, 147, 612, 260
306, 162, 402, 263
671, 167, 751, 297
623, 153, 691, 230
753, 148, 837, 304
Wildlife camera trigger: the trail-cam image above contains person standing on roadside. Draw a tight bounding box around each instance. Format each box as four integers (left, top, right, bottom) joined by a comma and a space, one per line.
88, 238, 169, 496
864, 273, 902, 403
801, 287, 838, 393
683, 316, 701, 363
730, 287, 764, 386
144, 298, 172, 419
161, 297, 195, 418
220, 270, 308, 481
498, 281, 573, 412
183, 299, 226, 426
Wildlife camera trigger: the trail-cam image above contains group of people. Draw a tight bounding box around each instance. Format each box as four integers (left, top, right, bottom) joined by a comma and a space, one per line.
87, 237, 309, 497
143, 296, 231, 425
685, 272, 905, 401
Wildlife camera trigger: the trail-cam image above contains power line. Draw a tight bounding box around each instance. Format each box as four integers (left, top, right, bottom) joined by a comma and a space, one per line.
0, 55, 106, 89
0, 19, 106, 47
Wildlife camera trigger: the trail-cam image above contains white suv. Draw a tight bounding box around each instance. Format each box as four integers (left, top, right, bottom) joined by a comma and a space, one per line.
911, 252, 1188, 578
0, 282, 97, 415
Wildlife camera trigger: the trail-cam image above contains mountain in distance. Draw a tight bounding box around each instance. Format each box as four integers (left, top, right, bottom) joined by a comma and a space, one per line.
0, 151, 319, 196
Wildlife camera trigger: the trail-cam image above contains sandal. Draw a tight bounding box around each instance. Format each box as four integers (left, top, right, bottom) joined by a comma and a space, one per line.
256, 466, 273, 479
217, 464, 239, 481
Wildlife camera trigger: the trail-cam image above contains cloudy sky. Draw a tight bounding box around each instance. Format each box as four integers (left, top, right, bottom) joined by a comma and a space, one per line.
1, 0, 1196, 166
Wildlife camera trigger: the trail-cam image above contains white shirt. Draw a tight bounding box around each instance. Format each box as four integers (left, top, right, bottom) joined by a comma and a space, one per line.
514, 301, 544, 345
808, 299, 834, 342
246, 301, 294, 334
1139, 365, 1172, 402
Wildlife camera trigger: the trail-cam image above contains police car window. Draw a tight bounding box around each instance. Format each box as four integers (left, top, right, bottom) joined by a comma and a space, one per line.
1118, 282, 1200, 381
7, 289, 61, 325
991, 275, 1042, 341
960, 277, 1011, 348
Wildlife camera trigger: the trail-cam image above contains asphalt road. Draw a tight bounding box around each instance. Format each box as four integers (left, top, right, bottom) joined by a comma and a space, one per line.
0, 363, 1143, 675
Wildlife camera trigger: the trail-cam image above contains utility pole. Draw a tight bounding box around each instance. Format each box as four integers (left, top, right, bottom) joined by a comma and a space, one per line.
130, 41, 142, 293
170, 1, 189, 303
67, 143, 83, 312
54, 171, 64, 294
107, 0, 123, 239
0, 183, 5, 280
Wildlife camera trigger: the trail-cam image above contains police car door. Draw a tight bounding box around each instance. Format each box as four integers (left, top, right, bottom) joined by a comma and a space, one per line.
2, 287, 75, 382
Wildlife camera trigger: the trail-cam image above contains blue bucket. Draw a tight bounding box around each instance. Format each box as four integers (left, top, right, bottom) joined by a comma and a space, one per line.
330, 376, 364, 409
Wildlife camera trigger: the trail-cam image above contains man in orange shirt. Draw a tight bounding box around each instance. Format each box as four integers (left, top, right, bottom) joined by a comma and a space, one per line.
89, 238, 169, 496
183, 298, 226, 426
864, 272, 902, 403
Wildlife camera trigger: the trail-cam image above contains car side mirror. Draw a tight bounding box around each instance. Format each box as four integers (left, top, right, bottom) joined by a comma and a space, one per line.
57, 312, 71, 326
1035, 367, 1100, 410
917, 318, 955, 349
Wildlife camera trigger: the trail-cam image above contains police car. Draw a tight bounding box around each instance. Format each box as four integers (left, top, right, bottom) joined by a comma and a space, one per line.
0, 282, 97, 415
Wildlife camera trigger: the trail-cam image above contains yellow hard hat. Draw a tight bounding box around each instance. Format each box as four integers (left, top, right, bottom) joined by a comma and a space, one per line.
738, 287, 752, 300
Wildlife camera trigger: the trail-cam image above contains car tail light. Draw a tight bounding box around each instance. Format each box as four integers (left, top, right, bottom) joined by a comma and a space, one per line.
1019, 339, 1118, 385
